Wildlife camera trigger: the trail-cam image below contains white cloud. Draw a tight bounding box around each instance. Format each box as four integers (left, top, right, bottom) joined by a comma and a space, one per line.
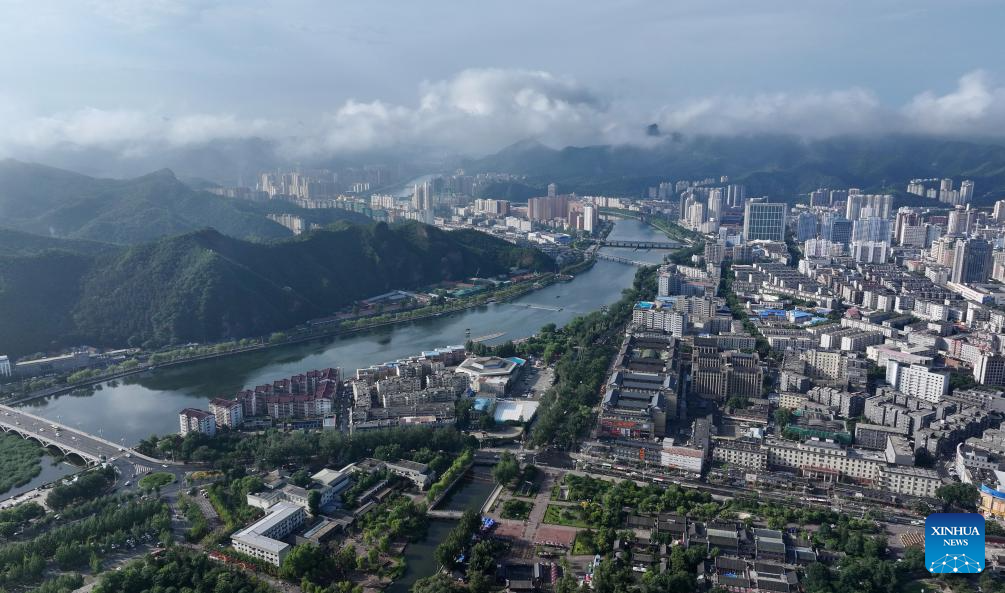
308, 68, 621, 155
657, 88, 889, 137
902, 70, 1005, 135
1, 68, 1005, 162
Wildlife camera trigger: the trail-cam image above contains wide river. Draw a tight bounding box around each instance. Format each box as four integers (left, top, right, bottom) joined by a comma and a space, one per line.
18, 219, 671, 444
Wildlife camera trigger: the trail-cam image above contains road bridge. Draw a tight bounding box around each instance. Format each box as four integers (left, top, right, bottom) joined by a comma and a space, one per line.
595, 252, 656, 267
0, 404, 165, 466
598, 240, 683, 249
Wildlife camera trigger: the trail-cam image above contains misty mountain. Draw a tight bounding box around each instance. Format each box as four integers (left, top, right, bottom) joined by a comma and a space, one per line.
0, 160, 302, 243
465, 135, 1005, 204
0, 221, 554, 355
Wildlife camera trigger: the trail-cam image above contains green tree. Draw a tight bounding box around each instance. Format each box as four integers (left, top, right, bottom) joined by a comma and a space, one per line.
308, 490, 321, 516
936, 483, 979, 511
492, 453, 521, 486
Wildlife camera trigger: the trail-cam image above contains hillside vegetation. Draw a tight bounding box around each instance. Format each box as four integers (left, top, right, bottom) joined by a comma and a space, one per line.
0, 222, 553, 355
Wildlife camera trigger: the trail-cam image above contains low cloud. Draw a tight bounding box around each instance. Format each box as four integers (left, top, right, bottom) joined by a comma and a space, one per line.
657, 88, 889, 137
903, 70, 1005, 135
1, 68, 1005, 161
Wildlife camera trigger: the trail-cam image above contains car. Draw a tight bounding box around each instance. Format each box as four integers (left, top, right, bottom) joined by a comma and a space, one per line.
161, 464, 168, 468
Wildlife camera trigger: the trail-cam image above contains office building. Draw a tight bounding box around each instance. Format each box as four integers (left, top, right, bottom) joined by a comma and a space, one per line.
742, 200, 786, 242
0, 355, 10, 377
951, 238, 992, 284
975, 354, 1005, 387
231, 501, 306, 566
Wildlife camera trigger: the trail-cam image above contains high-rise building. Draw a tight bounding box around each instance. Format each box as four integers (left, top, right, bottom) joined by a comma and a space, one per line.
796, 211, 818, 241
994, 200, 1005, 223
951, 238, 993, 284
959, 180, 974, 204
547, 182, 557, 198
726, 184, 746, 208
809, 189, 828, 207
820, 214, 852, 245
707, 188, 723, 222
845, 194, 864, 221
851, 217, 892, 242
583, 204, 598, 234
742, 199, 786, 242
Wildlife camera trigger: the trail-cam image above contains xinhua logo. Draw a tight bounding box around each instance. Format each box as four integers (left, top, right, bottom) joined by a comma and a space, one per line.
925, 513, 985, 573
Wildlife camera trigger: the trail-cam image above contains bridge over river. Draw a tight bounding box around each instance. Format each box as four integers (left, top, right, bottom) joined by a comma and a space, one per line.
0, 404, 166, 466
597, 239, 683, 249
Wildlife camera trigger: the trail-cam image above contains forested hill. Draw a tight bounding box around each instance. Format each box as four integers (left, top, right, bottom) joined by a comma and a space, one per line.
464, 135, 1005, 204
0, 160, 347, 243
0, 221, 554, 355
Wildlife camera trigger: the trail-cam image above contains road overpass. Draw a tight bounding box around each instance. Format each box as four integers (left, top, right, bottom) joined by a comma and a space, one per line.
0, 404, 165, 466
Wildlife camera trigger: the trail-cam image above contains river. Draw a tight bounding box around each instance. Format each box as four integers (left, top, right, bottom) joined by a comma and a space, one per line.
387, 465, 498, 593
17, 219, 672, 444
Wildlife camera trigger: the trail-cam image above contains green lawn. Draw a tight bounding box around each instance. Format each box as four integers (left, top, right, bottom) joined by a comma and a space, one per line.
571, 533, 597, 556
500, 499, 533, 520
138, 472, 175, 491
543, 504, 590, 528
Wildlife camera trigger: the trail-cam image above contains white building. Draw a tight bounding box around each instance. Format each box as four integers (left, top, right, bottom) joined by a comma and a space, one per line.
0, 355, 10, 377
660, 442, 706, 473
766, 438, 884, 482
880, 466, 942, 498
209, 398, 244, 429
231, 501, 306, 566
179, 408, 217, 436
632, 304, 686, 337
885, 361, 949, 404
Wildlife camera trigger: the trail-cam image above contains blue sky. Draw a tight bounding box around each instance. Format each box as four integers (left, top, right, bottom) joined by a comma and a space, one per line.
1, 0, 1004, 156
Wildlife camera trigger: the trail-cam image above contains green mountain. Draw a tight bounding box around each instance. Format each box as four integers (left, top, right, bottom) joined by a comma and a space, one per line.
0, 222, 554, 355
0, 160, 299, 243
465, 135, 1005, 205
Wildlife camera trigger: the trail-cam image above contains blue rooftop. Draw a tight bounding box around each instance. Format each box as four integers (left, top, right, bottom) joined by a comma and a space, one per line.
635, 301, 656, 310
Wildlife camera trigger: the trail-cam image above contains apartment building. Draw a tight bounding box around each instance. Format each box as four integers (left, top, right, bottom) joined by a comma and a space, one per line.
712, 439, 768, 470
179, 408, 217, 436
886, 361, 949, 403
209, 398, 244, 429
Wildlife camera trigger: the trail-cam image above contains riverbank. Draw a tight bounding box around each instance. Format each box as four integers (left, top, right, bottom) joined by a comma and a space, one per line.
5, 271, 575, 406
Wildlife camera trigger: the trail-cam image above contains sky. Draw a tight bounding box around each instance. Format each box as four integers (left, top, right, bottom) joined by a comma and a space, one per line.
2, 0, 1005, 158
